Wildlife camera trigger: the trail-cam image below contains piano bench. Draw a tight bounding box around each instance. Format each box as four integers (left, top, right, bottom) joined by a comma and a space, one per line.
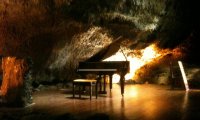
72, 79, 98, 100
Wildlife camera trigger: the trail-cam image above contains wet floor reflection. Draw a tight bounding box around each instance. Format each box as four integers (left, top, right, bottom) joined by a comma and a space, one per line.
181, 91, 188, 120
2, 84, 200, 120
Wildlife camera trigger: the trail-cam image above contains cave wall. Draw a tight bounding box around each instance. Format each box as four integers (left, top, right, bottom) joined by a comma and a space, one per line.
0, 57, 32, 107
0, 0, 199, 84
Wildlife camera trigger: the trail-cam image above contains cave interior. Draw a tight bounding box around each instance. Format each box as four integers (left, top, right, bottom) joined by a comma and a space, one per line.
0, 0, 200, 119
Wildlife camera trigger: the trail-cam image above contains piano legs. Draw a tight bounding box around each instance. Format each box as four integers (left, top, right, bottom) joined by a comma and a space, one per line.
120, 73, 126, 96
98, 75, 107, 94
108, 74, 113, 90
103, 75, 106, 92
98, 74, 114, 94
96, 73, 125, 96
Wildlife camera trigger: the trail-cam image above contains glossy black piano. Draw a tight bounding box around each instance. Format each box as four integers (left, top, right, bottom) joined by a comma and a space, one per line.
77, 38, 130, 96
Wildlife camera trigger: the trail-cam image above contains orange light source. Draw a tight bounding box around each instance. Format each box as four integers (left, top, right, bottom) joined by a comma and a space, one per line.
0, 57, 28, 97
103, 43, 183, 83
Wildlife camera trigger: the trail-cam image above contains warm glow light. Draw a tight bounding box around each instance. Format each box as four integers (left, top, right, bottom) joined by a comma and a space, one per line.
142, 44, 160, 61
0, 57, 28, 96
125, 57, 144, 80
178, 61, 189, 91
127, 87, 138, 98
104, 43, 163, 83
112, 74, 120, 83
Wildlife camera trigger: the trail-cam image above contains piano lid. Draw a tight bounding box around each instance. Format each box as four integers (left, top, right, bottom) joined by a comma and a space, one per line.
86, 36, 125, 62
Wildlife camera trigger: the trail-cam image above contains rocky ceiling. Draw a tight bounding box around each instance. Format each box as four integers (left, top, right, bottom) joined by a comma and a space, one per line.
0, 0, 199, 81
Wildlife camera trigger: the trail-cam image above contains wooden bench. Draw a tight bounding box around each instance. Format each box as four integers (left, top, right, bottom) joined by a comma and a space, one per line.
73, 79, 98, 100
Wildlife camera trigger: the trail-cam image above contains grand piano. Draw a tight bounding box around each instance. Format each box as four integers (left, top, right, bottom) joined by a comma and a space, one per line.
77, 38, 130, 96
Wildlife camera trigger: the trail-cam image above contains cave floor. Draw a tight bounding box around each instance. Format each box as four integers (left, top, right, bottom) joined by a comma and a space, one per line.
1, 84, 200, 120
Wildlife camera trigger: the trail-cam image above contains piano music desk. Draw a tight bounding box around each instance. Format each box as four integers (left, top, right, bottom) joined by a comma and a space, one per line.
73, 79, 98, 100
